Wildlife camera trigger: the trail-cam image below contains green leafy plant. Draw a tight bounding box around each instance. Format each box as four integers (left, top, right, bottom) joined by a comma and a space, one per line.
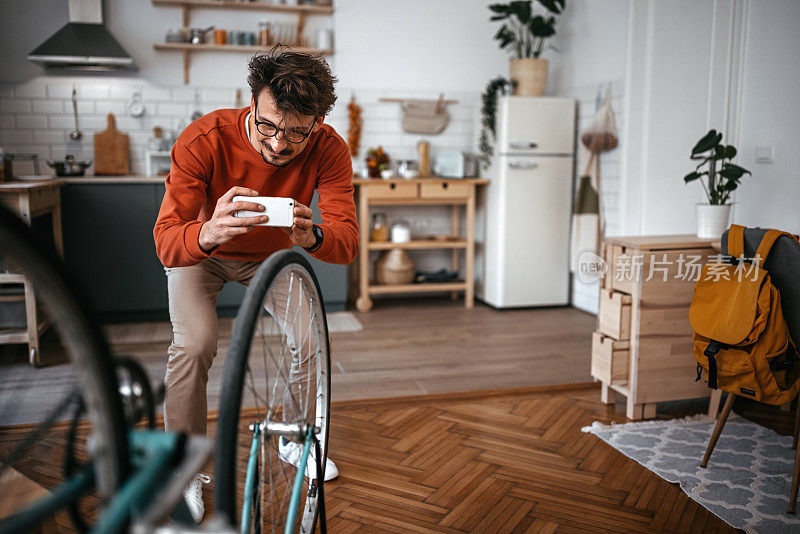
489, 0, 566, 59
479, 76, 514, 167
683, 129, 751, 205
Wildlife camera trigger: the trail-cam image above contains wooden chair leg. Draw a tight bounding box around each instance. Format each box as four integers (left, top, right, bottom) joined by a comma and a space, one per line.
701, 392, 736, 468
794, 398, 800, 451
790, 437, 800, 514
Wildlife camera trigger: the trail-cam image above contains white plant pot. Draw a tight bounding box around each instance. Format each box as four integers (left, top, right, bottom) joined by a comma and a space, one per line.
696, 203, 732, 239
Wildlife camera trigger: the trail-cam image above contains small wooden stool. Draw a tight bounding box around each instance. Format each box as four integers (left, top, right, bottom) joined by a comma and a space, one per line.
701, 392, 800, 513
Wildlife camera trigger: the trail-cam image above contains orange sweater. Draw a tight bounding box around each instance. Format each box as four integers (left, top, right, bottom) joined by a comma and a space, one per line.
154, 107, 358, 268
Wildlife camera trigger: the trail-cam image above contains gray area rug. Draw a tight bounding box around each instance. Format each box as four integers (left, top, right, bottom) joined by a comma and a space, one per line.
583, 415, 800, 533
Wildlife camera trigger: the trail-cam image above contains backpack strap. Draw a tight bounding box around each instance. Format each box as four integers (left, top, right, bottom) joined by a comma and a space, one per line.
754, 229, 795, 265
728, 224, 746, 259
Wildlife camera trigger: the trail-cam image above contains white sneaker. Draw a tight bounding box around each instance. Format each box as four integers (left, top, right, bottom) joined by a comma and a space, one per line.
183, 473, 211, 523
278, 438, 338, 481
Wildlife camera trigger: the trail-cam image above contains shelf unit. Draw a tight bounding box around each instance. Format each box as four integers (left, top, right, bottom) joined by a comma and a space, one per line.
0, 180, 65, 367
352, 178, 488, 312
151, 0, 334, 84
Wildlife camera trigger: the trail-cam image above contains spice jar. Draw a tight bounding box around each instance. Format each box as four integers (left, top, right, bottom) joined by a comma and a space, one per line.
258, 20, 270, 46
370, 213, 388, 242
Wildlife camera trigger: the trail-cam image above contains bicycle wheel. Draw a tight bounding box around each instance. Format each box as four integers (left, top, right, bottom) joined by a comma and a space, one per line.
0, 205, 128, 531
216, 250, 331, 533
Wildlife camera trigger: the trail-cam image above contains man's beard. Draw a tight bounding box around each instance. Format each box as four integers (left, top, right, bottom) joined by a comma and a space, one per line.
259, 143, 295, 168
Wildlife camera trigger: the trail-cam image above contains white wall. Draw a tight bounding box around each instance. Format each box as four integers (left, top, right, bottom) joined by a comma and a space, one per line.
548, 0, 629, 314
732, 0, 800, 234
0, 0, 509, 90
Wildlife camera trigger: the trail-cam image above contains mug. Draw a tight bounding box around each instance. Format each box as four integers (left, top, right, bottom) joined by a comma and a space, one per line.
213, 29, 226, 45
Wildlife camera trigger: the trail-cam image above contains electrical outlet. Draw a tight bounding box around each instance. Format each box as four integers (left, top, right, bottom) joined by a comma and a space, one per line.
755, 144, 775, 163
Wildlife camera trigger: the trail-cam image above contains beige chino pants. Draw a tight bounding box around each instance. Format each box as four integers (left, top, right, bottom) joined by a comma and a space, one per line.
163, 257, 262, 435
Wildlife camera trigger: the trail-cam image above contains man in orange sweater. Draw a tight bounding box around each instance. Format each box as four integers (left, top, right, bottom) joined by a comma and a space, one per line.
154, 50, 357, 522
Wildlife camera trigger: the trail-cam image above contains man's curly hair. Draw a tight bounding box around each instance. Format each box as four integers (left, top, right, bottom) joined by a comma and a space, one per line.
247, 47, 337, 118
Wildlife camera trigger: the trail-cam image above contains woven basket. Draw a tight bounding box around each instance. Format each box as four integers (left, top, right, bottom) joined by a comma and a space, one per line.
510, 58, 548, 97
375, 249, 414, 285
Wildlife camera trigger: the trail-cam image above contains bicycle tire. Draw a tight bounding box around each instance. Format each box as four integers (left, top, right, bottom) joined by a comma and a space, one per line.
0, 205, 129, 525
215, 250, 331, 533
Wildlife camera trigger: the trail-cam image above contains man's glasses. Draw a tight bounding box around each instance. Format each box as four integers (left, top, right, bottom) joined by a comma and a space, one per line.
253, 104, 315, 144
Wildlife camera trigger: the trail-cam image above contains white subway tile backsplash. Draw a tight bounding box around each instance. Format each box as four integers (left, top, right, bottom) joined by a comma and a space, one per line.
157, 102, 189, 116
200, 88, 235, 103
33, 131, 66, 144
31, 101, 63, 114
14, 83, 47, 99
48, 116, 79, 129
170, 88, 197, 101
94, 101, 127, 115
62, 101, 93, 115
46, 83, 74, 99
0, 130, 32, 144
139, 86, 172, 101
0, 116, 14, 129
0, 85, 12, 98
79, 84, 110, 99
0, 99, 31, 114
16, 116, 48, 129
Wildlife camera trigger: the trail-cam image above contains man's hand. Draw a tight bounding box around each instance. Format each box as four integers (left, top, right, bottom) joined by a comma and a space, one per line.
198, 187, 267, 252
281, 202, 316, 248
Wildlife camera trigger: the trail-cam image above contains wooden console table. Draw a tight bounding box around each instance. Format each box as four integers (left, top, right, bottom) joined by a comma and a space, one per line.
591, 235, 719, 419
0, 179, 65, 366
352, 178, 488, 313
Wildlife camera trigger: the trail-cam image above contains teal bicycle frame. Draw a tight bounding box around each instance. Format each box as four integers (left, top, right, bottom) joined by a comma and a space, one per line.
0, 430, 201, 534
241, 425, 317, 534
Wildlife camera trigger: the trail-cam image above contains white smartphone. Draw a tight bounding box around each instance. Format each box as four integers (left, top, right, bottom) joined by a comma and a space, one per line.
232, 196, 295, 228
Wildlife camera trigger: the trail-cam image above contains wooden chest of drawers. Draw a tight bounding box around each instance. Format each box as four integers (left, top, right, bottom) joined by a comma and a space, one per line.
591, 235, 719, 419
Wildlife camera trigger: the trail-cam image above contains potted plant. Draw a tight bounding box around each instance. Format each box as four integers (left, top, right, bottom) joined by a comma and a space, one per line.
683, 129, 751, 238
489, 0, 565, 96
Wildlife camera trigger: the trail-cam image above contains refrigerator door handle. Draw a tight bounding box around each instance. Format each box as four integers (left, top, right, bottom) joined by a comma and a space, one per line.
509, 141, 539, 150
508, 161, 539, 170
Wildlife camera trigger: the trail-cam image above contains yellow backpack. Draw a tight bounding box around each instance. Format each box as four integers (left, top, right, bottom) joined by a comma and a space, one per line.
689, 225, 800, 405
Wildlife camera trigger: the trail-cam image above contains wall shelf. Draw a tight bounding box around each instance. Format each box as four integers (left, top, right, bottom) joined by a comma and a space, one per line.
154, 43, 332, 54
151, 0, 334, 84
367, 239, 468, 251
152, 0, 333, 15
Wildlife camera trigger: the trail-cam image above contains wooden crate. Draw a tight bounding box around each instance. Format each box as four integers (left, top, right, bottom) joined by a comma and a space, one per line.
594, 235, 719, 420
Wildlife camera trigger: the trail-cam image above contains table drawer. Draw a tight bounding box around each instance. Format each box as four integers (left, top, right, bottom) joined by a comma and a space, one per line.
604, 243, 638, 295
365, 182, 418, 200
419, 181, 470, 199
598, 289, 632, 340
591, 331, 629, 386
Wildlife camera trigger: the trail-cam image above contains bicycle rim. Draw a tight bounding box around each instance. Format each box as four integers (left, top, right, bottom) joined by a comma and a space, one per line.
216, 250, 331, 534
0, 206, 128, 528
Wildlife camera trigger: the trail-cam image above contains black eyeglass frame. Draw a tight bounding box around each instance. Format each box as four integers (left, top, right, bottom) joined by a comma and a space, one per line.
253, 103, 317, 144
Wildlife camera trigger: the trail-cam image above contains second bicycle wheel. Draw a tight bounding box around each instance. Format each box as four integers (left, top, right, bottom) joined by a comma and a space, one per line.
216, 250, 331, 534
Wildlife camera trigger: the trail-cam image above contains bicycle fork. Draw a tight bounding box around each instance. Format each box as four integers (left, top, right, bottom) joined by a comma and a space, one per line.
241, 422, 324, 534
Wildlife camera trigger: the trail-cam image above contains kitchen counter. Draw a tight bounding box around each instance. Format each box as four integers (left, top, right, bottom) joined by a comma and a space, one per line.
10, 175, 165, 184
65, 175, 165, 184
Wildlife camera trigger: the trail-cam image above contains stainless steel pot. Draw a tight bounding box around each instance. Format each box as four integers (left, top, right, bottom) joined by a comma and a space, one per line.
190, 26, 215, 45
47, 155, 92, 177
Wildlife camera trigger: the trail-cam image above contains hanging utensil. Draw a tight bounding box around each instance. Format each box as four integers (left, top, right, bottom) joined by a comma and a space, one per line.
70, 85, 82, 141
190, 89, 203, 121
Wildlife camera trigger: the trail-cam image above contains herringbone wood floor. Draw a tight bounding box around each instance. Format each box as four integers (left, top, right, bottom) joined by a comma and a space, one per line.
10, 383, 797, 532
314, 384, 739, 533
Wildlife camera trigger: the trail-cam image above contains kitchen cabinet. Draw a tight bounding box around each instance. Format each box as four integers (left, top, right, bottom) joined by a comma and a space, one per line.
61, 180, 346, 320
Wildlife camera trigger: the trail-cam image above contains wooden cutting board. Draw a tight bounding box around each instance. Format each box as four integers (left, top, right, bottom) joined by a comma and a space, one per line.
94, 113, 130, 175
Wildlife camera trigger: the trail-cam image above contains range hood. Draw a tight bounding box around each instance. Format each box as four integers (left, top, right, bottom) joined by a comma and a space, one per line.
27, 0, 135, 71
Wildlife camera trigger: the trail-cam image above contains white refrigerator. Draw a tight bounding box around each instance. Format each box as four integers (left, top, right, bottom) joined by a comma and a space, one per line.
477, 96, 576, 308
